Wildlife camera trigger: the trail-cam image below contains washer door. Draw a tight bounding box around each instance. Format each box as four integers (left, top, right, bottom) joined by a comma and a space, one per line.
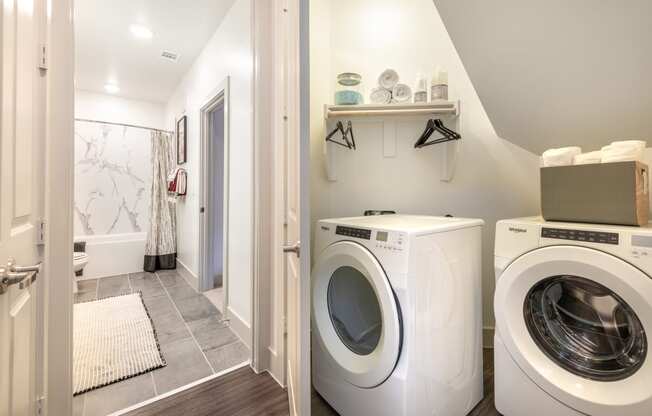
312, 241, 402, 388
495, 246, 652, 415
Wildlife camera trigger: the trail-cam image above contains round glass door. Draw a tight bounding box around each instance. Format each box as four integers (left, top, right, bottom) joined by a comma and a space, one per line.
525, 275, 647, 381
327, 266, 382, 356
494, 245, 652, 415
311, 241, 402, 388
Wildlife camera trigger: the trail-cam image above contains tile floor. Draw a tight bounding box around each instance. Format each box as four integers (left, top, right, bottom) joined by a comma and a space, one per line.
203, 286, 224, 314
73, 270, 250, 416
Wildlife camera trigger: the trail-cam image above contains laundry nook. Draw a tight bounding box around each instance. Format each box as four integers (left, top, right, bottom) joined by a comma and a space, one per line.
1, 0, 651, 415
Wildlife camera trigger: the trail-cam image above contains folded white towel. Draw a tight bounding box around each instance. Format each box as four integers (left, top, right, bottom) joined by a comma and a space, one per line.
609, 140, 646, 150
573, 151, 602, 165
391, 83, 412, 103
542, 147, 582, 167
370, 87, 392, 104
378, 69, 399, 90
601, 143, 645, 163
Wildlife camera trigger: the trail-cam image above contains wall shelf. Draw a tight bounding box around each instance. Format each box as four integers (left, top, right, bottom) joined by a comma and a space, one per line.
323, 100, 461, 183
324, 100, 459, 119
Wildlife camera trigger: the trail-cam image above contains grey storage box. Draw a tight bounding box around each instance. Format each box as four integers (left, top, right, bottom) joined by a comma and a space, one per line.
541, 161, 649, 226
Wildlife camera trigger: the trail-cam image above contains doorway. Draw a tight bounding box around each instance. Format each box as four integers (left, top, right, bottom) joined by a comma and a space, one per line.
200, 83, 229, 317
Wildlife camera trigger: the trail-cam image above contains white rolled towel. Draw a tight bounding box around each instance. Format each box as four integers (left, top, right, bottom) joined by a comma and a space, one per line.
573, 151, 602, 165
391, 83, 412, 103
378, 69, 399, 90
541, 147, 582, 167
601, 141, 646, 163
610, 140, 646, 150
370, 87, 392, 104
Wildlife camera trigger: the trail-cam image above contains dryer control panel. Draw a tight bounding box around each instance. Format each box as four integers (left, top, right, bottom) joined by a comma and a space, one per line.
374, 230, 406, 252
335, 226, 405, 252
336, 226, 371, 240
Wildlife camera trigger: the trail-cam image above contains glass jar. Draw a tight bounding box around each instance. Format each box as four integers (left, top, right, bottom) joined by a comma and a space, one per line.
334, 72, 363, 105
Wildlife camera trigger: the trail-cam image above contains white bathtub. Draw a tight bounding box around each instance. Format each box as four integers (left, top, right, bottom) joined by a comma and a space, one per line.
74, 232, 147, 279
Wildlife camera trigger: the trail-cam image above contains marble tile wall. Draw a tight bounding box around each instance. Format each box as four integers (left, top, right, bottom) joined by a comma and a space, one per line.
74, 121, 152, 236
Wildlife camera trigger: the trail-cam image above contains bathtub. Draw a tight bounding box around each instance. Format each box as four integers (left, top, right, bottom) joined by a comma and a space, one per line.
74, 232, 147, 280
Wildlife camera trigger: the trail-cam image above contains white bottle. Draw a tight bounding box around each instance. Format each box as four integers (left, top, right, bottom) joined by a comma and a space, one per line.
431, 67, 448, 101
414, 73, 428, 103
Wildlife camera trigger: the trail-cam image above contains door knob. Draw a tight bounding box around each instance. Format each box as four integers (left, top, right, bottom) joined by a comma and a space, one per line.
283, 241, 301, 258
7, 257, 41, 273
0, 258, 40, 294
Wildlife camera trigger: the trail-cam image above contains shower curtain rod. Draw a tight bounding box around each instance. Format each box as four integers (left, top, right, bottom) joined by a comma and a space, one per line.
75, 118, 174, 134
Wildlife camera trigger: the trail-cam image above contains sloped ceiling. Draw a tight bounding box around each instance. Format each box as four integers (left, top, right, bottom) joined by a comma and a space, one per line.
433, 0, 652, 154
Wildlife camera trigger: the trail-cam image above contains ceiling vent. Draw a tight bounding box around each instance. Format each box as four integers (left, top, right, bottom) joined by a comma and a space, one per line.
161, 50, 180, 63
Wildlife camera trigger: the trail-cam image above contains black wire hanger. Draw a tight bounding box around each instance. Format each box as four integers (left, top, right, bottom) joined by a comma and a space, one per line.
414, 118, 460, 148
326, 120, 356, 150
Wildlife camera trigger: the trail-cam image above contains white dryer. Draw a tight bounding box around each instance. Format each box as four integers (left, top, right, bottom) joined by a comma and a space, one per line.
494, 218, 652, 416
311, 215, 484, 416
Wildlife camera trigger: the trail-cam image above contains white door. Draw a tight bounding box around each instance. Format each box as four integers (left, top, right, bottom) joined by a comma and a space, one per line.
495, 245, 652, 416
0, 0, 46, 415
279, 0, 310, 414
311, 241, 402, 388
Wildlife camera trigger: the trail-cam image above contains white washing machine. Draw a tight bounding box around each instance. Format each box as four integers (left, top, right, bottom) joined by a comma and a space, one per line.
311, 215, 484, 416
494, 218, 652, 416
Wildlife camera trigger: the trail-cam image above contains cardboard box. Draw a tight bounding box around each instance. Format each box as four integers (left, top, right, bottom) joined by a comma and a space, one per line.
541, 161, 649, 226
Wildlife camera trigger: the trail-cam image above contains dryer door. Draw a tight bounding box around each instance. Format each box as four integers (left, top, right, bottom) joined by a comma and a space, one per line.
495, 246, 652, 416
312, 241, 402, 388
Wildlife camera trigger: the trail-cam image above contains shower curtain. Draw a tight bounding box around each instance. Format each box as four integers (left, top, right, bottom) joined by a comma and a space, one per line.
143, 131, 177, 272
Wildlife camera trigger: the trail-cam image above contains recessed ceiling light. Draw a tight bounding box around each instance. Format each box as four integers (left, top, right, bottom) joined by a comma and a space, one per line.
104, 83, 120, 94
129, 24, 153, 39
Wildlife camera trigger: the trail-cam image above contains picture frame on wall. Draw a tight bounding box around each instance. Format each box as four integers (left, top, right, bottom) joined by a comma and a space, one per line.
177, 115, 187, 164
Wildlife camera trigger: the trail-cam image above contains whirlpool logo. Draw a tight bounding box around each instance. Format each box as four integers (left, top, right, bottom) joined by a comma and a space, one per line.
321, 226, 330, 231
508, 227, 527, 234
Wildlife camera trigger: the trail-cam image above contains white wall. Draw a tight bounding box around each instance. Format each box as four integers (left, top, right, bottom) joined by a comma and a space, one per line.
165, 0, 253, 331
75, 90, 165, 129
74, 91, 164, 238
310, 0, 542, 333
73, 121, 152, 236
73, 90, 166, 278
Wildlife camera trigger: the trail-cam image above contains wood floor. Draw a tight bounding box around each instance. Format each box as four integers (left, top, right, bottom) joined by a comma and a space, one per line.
312, 348, 501, 416
126, 348, 499, 416
124, 367, 289, 416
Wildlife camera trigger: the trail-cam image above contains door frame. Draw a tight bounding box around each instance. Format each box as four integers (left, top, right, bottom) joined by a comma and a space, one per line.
198, 77, 230, 314
45, 0, 311, 413
43, 0, 75, 415
250, 2, 311, 414
251, 0, 280, 377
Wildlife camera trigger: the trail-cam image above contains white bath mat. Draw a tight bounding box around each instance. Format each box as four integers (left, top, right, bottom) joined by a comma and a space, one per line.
73, 293, 166, 395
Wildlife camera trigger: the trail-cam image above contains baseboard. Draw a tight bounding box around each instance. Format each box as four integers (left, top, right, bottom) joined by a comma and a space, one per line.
267, 346, 285, 388
227, 306, 252, 350
176, 258, 199, 291
483, 326, 495, 348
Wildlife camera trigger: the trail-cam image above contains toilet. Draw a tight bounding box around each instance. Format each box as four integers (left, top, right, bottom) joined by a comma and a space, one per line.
73, 252, 89, 293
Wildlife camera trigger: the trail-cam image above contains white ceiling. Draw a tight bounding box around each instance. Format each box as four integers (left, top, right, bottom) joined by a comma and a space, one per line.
75, 0, 237, 103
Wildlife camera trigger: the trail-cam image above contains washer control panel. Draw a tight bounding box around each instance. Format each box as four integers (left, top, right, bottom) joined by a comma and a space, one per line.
630, 234, 652, 259
541, 227, 619, 245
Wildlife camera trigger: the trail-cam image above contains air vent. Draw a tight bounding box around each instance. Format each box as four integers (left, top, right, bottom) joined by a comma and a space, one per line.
161, 50, 179, 62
